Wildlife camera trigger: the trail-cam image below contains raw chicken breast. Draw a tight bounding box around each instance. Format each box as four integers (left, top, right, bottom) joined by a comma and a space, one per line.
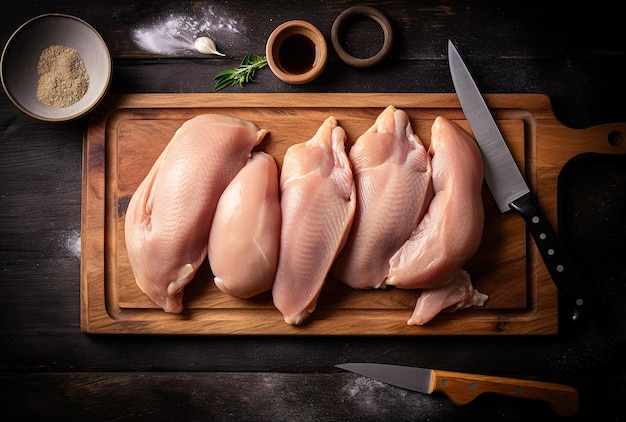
331, 105, 432, 289
272, 116, 356, 325
124, 114, 267, 313
407, 270, 488, 325
387, 116, 484, 289
208, 152, 281, 298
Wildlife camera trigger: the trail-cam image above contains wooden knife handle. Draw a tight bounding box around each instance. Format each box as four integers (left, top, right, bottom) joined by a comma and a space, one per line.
431, 369, 579, 417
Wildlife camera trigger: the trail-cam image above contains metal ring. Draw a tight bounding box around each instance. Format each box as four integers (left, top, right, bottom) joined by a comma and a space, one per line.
331, 6, 393, 68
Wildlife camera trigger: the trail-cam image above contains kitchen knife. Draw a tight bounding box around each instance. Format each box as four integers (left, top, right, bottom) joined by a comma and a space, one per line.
447, 40, 587, 322
336, 363, 578, 417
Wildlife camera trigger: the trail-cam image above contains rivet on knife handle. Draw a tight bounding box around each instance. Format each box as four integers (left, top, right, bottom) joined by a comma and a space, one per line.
432, 369, 579, 417
509, 192, 586, 321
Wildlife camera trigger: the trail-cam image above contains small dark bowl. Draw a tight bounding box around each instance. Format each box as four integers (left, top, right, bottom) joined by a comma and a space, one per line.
266, 20, 328, 85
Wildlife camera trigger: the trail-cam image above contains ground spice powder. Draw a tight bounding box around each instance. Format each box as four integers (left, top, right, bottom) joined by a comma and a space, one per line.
36, 45, 89, 108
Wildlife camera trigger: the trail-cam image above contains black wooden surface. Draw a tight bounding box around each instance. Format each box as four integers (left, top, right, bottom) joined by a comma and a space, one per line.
1, 1, 625, 420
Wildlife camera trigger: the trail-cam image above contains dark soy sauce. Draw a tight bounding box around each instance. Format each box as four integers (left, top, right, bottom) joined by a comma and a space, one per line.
278, 33, 317, 74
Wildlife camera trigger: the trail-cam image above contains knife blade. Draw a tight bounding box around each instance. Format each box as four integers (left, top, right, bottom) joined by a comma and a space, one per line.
336, 363, 579, 417
447, 40, 587, 322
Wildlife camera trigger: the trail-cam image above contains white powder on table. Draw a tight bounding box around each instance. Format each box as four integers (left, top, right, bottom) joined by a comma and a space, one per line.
132, 5, 245, 56
62, 229, 81, 259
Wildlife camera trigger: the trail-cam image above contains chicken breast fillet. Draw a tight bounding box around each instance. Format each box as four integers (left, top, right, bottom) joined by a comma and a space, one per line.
407, 270, 488, 326
331, 105, 432, 289
124, 114, 267, 313
209, 152, 281, 298
387, 116, 484, 289
272, 116, 356, 325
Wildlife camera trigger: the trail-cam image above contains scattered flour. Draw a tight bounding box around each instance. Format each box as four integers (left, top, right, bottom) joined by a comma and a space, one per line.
62, 229, 81, 259
340, 375, 402, 414
132, 6, 245, 56
339, 374, 444, 415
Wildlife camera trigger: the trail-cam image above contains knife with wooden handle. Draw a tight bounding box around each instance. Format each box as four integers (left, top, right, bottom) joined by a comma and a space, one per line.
447, 40, 588, 322
336, 363, 579, 417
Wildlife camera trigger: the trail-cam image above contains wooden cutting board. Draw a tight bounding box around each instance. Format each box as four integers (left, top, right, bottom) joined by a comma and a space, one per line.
80, 93, 626, 335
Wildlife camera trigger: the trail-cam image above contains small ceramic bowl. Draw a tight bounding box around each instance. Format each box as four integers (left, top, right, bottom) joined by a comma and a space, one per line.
265, 20, 327, 84
1, 14, 111, 122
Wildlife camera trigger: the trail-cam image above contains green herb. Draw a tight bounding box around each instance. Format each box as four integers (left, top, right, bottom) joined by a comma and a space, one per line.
213, 53, 268, 92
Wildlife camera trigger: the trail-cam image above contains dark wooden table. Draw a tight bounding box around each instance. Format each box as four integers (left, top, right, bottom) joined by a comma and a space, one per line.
2, 1, 625, 420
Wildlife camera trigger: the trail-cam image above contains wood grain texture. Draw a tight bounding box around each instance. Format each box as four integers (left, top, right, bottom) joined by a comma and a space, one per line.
431, 370, 579, 417
3, 1, 625, 420
1, 372, 578, 421
81, 93, 626, 335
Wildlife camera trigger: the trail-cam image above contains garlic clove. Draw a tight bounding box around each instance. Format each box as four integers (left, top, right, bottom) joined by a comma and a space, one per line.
194, 37, 225, 56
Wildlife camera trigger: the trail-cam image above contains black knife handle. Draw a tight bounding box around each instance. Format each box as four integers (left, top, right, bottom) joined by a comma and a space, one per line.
509, 192, 586, 322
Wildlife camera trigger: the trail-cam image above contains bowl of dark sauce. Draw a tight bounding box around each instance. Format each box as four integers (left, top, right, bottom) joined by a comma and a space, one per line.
266, 20, 327, 84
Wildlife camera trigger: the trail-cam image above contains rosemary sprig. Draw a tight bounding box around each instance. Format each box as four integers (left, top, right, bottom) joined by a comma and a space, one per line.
213, 53, 268, 92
